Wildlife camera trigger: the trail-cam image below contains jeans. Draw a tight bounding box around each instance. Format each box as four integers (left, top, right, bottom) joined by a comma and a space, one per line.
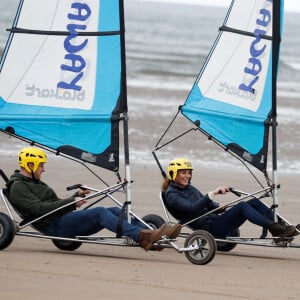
194, 198, 274, 238
44, 206, 147, 242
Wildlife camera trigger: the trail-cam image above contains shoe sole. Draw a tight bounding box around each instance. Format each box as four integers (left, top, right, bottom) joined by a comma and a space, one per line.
140, 224, 168, 251
279, 226, 297, 238
293, 224, 300, 236
149, 224, 167, 243
163, 224, 182, 239
143, 224, 182, 251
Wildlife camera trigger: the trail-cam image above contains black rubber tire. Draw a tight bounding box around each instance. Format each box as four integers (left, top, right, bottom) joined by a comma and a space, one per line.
142, 214, 165, 229
0, 212, 16, 250
184, 230, 216, 265
216, 228, 240, 252
52, 239, 82, 251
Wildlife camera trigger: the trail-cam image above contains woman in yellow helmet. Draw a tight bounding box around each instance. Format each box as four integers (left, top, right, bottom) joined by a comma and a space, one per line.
162, 158, 297, 239
7, 147, 181, 251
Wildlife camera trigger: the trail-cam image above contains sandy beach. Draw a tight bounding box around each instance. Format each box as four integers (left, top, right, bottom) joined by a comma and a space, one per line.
0, 150, 299, 300
0, 0, 299, 299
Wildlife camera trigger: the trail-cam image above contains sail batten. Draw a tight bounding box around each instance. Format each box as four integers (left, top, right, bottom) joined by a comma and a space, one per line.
8, 28, 121, 36
220, 25, 272, 40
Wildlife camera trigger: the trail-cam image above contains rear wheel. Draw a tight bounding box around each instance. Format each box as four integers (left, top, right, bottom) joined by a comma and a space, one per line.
0, 212, 16, 250
142, 214, 165, 229
184, 230, 216, 265
216, 228, 240, 252
52, 239, 82, 251
142, 214, 166, 251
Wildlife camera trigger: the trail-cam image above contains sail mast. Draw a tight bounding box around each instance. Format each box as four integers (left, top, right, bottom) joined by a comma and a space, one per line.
119, 0, 132, 217
271, 0, 282, 221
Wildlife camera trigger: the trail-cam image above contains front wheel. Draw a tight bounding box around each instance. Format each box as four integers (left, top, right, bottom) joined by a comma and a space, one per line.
0, 212, 16, 250
184, 230, 216, 265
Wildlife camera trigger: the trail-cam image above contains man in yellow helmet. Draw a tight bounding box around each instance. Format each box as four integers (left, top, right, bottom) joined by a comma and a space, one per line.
7, 147, 181, 251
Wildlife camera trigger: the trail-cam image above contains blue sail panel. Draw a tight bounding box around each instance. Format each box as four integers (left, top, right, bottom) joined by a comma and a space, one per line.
182, 0, 283, 172
0, 0, 125, 170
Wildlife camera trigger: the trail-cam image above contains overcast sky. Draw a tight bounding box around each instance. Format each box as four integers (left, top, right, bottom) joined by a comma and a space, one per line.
143, 0, 300, 13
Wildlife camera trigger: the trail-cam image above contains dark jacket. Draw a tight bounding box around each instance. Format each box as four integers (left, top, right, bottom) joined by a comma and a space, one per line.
7, 170, 76, 229
164, 182, 220, 230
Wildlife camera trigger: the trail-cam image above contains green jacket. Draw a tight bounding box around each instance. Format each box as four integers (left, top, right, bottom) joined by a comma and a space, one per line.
7, 170, 77, 229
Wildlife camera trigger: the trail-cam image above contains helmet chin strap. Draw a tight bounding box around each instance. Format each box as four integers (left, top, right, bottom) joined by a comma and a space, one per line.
29, 165, 38, 182
30, 169, 35, 180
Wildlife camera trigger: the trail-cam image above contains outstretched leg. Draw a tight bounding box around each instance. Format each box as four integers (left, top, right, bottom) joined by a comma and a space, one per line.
44, 206, 182, 250
44, 207, 143, 241
209, 201, 270, 238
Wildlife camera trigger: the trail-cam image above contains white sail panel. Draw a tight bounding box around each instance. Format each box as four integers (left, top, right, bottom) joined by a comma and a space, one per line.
0, 0, 100, 110
198, 0, 273, 112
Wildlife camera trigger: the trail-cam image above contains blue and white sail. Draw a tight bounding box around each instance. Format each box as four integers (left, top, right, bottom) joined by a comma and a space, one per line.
0, 0, 127, 171
181, 0, 283, 172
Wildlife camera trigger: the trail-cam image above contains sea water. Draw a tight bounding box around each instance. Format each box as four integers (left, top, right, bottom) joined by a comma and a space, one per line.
0, 0, 299, 174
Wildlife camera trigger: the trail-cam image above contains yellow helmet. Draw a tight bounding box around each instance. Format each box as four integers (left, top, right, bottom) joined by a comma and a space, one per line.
167, 158, 193, 181
19, 147, 47, 173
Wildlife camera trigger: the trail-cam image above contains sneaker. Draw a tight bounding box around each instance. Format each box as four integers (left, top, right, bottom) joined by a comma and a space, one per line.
268, 223, 297, 238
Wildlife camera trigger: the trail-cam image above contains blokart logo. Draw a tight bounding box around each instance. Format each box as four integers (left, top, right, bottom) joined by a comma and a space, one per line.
25, 84, 85, 101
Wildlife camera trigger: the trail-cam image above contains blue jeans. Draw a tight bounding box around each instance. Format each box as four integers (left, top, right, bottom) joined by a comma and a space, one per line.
194, 198, 274, 238
44, 206, 147, 242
